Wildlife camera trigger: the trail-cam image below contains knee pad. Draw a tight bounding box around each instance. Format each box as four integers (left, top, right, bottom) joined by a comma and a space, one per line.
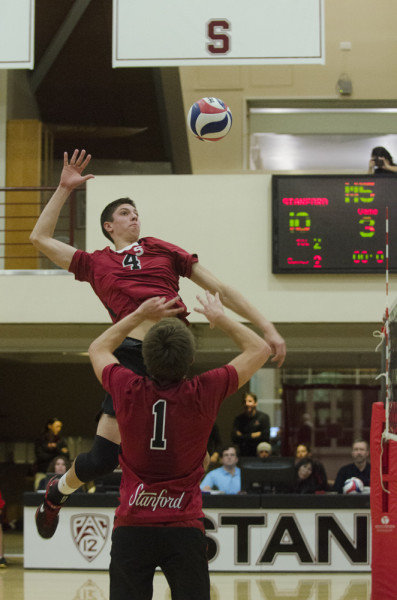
74, 435, 120, 482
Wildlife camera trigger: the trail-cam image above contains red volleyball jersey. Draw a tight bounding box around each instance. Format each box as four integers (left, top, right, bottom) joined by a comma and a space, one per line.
102, 363, 238, 526
69, 237, 198, 323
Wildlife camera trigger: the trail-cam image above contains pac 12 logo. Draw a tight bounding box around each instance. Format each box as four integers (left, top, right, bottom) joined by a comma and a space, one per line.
71, 514, 110, 562
74, 579, 107, 600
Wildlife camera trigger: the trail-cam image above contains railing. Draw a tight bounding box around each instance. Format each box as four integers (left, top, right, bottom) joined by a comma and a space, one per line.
0, 186, 85, 270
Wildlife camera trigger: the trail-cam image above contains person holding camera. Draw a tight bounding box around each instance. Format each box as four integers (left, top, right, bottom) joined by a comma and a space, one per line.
368, 146, 397, 175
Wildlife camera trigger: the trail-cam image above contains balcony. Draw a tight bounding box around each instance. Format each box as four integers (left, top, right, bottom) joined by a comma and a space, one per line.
0, 185, 85, 271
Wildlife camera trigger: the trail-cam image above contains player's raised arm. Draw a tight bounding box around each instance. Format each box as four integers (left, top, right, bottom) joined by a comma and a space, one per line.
89, 297, 183, 383
29, 149, 94, 270
194, 291, 271, 388
190, 263, 286, 367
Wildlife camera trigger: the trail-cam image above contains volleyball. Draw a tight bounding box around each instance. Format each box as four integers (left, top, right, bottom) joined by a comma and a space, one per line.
342, 477, 364, 494
187, 97, 232, 142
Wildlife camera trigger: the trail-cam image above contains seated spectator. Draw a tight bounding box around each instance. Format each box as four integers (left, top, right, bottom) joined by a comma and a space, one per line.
34, 417, 70, 490
37, 455, 71, 491
294, 443, 329, 491
333, 439, 370, 494
231, 392, 270, 457
200, 446, 240, 494
256, 441, 272, 459
39, 455, 95, 494
295, 443, 311, 461
293, 458, 320, 494
0, 491, 7, 567
49, 454, 71, 474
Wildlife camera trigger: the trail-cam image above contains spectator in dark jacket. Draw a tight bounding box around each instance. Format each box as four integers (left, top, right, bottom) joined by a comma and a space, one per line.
231, 392, 270, 457
34, 418, 69, 490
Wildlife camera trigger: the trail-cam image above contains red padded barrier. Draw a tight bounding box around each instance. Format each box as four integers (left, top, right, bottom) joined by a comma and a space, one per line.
370, 402, 397, 599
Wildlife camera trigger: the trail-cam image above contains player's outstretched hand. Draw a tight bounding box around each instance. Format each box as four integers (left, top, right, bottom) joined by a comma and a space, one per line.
194, 291, 224, 328
137, 296, 183, 322
60, 149, 95, 190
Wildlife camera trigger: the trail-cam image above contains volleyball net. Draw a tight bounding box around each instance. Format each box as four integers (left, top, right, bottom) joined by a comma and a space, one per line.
372, 207, 397, 600
385, 300, 397, 441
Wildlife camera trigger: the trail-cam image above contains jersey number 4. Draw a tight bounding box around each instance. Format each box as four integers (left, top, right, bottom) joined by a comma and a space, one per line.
123, 254, 141, 270
150, 400, 167, 450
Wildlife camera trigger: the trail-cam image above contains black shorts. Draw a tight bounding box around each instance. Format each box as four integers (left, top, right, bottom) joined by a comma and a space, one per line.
101, 338, 147, 417
110, 526, 210, 600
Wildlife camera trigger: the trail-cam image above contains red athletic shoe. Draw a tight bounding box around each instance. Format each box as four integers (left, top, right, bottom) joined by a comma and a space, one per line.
35, 475, 63, 539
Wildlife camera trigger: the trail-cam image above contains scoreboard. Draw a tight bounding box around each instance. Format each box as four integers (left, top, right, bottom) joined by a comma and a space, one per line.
272, 175, 397, 274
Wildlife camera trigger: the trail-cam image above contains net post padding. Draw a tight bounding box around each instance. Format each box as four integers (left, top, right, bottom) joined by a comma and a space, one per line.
371, 402, 397, 599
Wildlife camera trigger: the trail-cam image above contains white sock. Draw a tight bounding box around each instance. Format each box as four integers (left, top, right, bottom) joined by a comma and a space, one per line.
58, 474, 79, 495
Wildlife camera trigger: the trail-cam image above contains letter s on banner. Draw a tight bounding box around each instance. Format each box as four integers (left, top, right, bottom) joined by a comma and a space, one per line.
206, 20, 231, 54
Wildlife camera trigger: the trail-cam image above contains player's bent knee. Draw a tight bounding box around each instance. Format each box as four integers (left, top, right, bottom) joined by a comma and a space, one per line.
74, 435, 120, 482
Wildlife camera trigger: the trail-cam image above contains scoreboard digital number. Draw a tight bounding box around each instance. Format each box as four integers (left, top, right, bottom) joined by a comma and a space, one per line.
272, 175, 397, 274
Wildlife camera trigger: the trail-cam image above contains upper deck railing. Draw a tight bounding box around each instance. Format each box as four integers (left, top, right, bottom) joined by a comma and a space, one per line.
0, 186, 85, 271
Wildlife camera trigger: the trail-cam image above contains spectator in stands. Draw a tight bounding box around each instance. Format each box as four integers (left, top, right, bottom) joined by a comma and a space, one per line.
295, 443, 311, 460
0, 491, 6, 567
38, 455, 72, 491
34, 418, 70, 490
256, 441, 272, 459
231, 392, 270, 456
200, 446, 241, 494
294, 443, 329, 491
48, 455, 71, 475
270, 426, 282, 456
207, 422, 222, 467
368, 146, 397, 175
297, 413, 313, 447
333, 439, 370, 494
292, 458, 320, 494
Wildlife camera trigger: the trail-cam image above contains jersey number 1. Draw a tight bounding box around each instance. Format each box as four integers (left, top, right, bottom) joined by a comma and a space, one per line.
150, 400, 167, 450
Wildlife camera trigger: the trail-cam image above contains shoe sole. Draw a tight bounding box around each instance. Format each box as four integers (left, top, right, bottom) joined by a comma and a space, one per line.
35, 504, 59, 539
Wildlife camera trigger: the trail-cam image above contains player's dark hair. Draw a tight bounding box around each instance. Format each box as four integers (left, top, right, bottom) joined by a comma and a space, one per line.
142, 318, 195, 383
100, 198, 136, 242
